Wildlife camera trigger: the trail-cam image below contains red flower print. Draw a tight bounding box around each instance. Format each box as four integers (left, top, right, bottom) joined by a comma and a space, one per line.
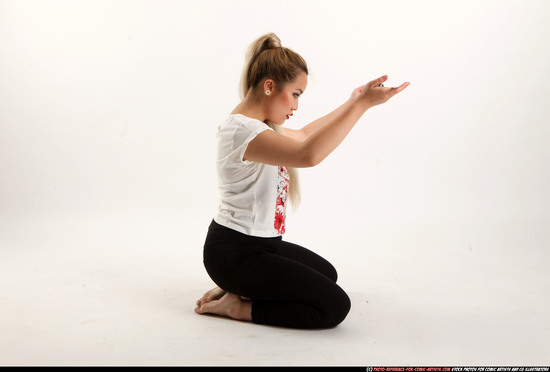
274, 209, 285, 235
274, 166, 289, 235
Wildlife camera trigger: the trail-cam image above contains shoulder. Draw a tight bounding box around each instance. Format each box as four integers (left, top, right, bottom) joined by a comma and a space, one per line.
227, 114, 272, 132
218, 115, 273, 141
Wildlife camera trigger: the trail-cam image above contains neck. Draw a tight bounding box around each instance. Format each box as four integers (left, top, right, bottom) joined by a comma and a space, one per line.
231, 90, 268, 122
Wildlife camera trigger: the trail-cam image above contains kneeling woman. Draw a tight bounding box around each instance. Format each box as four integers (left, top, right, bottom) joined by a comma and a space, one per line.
195, 32, 409, 329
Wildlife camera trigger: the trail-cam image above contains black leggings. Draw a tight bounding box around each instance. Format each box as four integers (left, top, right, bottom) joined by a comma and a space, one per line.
202, 220, 351, 329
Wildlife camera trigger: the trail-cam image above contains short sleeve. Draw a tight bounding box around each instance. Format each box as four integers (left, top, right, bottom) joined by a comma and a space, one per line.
231, 117, 272, 164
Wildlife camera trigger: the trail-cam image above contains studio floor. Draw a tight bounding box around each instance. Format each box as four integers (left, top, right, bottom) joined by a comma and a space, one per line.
1, 209, 548, 366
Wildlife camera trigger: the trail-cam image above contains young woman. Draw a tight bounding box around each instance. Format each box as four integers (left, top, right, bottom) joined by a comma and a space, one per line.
195, 33, 409, 329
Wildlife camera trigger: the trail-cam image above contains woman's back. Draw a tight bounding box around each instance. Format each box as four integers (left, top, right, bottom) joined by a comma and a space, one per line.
214, 114, 288, 237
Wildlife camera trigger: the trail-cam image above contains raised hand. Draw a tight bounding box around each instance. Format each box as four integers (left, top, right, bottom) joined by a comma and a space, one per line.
358, 75, 410, 108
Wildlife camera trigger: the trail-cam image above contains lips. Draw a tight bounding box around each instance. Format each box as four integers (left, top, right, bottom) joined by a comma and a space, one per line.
286, 113, 293, 120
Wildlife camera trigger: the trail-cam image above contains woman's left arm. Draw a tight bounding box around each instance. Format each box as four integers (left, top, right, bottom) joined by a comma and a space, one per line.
283, 85, 366, 142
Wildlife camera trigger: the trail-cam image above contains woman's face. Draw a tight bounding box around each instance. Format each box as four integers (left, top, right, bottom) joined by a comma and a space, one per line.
267, 72, 308, 125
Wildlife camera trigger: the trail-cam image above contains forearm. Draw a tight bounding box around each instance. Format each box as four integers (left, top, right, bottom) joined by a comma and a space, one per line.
300, 98, 356, 138
303, 97, 370, 166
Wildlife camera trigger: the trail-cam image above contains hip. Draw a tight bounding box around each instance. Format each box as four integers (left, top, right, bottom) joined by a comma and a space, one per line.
203, 219, 282, 269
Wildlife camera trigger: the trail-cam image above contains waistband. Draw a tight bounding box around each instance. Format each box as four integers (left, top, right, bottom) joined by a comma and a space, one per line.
206, 219, 282, 247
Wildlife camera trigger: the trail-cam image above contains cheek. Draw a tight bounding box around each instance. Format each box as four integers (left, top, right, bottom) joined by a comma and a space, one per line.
284, 94, 294, 107
274, 97, 289, 111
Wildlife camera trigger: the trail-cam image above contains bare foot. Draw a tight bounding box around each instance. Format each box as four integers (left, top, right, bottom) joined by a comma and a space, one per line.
195, 292, 252, 321
196, 286, 227, 307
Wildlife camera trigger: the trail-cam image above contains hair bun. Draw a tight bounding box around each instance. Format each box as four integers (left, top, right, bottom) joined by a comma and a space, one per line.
265, 33, 282, 49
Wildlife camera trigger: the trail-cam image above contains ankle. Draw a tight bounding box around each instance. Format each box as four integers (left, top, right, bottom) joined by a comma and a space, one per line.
229, 298, 252, 321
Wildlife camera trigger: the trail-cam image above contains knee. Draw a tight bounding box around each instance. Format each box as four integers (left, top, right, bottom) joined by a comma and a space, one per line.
323, 290, 351, 328
326, 264, 338, 283
319, 261, 338, 283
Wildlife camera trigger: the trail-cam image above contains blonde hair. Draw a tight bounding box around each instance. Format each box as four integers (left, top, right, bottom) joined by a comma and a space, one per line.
239, 32, 308, 208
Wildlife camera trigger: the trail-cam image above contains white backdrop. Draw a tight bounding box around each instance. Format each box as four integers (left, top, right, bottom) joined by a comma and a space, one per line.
2, 0, 549, 232
1, 0, 549, 365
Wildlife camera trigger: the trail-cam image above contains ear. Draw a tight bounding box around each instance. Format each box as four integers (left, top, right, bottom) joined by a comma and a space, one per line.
263, 79, 275, 93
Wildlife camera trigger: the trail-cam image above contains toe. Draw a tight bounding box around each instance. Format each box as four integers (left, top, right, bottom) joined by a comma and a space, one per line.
195, 303, 208, 314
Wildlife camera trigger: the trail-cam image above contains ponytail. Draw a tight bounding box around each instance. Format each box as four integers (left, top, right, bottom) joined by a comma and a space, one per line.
239, 32, 308, 208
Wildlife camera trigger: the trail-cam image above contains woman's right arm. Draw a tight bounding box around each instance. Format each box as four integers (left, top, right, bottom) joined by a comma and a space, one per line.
243, 75, 409, 168
282, 84, 367, 142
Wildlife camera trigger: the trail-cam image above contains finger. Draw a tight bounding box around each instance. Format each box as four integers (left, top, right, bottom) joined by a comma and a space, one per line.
368, 75, 388, 88
389, 82, 410, 94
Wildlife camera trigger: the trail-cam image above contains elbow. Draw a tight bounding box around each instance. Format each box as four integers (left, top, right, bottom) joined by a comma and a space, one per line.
299, 140, 327, 168
301, 151, 323, 168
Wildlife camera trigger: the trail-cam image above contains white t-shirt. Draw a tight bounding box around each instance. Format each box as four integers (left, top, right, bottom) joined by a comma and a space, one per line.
213, 114, 290, 237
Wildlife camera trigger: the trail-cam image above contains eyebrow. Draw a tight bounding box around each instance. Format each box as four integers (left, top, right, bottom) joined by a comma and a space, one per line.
297, 89, 304, 94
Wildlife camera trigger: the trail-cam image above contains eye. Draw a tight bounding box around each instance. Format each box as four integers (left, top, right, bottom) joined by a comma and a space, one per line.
293, 93, 300, 98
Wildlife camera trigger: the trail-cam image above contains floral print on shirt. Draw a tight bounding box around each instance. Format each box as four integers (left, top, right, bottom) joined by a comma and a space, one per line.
274, 166, 290, 235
